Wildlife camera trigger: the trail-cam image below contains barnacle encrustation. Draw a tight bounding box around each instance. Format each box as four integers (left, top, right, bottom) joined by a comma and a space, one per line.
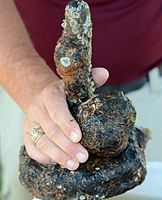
19, 1, 148, 199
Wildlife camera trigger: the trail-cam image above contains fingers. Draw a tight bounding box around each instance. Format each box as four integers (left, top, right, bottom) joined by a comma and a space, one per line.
24, 107, 88, 170
42, 84, 82, 143
39, 116, 88, 163
25, 132, 86, 170
36, 135, 80, 170
24, 133, 51, 164
46, 99, 82, 143
24, 80, 89, 171
23, 67, 109, 171
92, 67, 109, 87
25, 132, 79, 170
36, 109, 88, 164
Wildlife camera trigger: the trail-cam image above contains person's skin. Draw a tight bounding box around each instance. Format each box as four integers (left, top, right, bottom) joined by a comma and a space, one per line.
0, 0, 109, 170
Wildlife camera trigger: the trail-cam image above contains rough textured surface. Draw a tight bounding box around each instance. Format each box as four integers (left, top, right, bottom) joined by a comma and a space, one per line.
19, 128, 147, 200
54, 0, 94, 106
19, 0, 148, 199
54, 0, 136, 155
75, 91, 136, 156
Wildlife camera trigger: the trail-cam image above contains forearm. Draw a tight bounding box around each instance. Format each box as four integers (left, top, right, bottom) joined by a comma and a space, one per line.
0, 0, 59, 112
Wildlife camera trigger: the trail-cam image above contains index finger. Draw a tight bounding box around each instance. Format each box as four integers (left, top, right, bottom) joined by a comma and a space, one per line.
45, 96, 82, 143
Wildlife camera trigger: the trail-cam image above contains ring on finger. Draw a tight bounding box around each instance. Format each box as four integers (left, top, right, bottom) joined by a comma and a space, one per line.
28, 126, 45, 145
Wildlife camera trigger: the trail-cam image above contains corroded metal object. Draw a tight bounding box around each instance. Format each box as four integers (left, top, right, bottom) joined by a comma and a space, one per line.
19, 0, 148, 199
76, 91, 135, 156
19, 128, 147, 200
54, 0, 136, 155
54, 0, 94, 106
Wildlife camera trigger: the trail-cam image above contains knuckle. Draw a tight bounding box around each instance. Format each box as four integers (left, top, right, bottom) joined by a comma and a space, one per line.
52, 80, 65, 94
36, 136, 48, 151
34, 156, 49, 164
56, 156, 67, 166
26, 97, 42, 118
26, 148, 49, 164
50, 109, 60, 122
41, 86, 50, 97
66, 143, 76, 155
41, 81, 64, 100
47, 127, 59, 142
41, 85, 56, 102
51, 108, 69, 125
37, 157, 50, 164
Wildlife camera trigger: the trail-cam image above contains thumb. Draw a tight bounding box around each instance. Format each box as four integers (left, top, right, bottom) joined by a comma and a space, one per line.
92, 67, 109, 87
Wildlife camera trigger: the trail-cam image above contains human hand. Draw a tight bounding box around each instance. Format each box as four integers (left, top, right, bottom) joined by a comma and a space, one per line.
24, 67, 109, 170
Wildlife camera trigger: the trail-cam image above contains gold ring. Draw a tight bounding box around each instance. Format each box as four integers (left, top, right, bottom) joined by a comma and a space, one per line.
28, 126, 45, 144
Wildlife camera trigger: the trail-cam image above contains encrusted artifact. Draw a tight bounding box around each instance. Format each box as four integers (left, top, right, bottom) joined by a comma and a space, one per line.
19, 0, 148, 199
19, 128, 147, 200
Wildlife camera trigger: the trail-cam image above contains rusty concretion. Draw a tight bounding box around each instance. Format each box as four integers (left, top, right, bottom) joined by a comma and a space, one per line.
19, 0, 148, 199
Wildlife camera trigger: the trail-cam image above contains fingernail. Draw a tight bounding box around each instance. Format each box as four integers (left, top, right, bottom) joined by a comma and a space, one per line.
67, 160, 78, 170
70, 131, 80, 142
76, 152, 87, 163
